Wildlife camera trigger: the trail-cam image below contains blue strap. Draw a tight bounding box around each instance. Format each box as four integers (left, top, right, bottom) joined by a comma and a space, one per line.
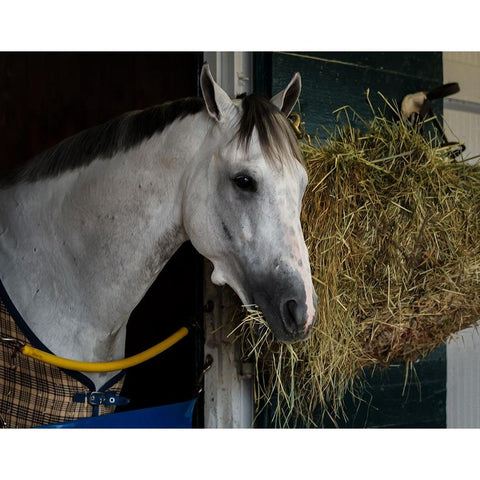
73, 391, 130, 406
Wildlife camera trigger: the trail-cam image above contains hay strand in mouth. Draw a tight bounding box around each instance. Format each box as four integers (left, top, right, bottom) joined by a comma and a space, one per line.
234, 94, 480, 427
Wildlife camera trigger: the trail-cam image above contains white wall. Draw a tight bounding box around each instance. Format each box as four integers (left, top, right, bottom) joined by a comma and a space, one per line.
443, 51, 480, 428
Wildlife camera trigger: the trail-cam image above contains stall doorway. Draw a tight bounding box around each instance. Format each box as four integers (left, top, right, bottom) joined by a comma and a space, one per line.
0, 51, 205, 426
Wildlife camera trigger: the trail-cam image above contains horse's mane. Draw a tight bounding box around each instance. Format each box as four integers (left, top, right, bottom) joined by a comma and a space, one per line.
1, 93, 302, 187
1, 97, 205, 187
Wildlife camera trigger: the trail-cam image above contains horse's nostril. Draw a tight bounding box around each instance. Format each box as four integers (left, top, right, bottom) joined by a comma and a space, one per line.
283, 299, 302, 334
286, 299, 297, 318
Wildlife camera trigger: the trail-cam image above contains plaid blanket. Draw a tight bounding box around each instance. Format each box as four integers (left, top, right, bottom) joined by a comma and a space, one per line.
0, 298, 124, 428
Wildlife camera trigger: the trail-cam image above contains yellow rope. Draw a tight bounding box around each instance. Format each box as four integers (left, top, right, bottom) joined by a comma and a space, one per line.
20, 326, 189, 372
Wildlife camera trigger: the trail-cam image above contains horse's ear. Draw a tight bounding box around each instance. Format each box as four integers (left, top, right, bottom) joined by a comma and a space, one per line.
200, 63, 234, 122
270, 72, 302, 117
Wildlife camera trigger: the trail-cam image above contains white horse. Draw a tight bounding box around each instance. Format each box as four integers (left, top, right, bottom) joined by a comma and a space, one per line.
0, 64, 317, 393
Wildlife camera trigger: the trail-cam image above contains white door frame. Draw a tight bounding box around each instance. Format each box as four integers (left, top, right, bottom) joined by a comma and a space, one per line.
202, 52, 255, 428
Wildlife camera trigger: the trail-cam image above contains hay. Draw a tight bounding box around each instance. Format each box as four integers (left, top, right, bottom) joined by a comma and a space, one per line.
235, 93, 480, 427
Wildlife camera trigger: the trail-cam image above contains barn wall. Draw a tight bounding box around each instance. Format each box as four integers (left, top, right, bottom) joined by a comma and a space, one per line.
255, 52, 447, 428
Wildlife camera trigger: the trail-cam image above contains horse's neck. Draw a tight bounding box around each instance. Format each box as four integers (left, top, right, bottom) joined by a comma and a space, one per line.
0, 114, 209, 387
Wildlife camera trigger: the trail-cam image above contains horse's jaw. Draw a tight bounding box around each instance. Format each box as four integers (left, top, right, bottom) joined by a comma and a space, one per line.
209, 260, 316, 344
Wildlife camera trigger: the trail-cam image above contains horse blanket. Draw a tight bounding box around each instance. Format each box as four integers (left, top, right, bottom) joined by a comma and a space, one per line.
0, 297, 125, 428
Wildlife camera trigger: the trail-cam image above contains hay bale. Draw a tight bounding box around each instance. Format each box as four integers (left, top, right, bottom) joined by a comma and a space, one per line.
236, 95, 480, 427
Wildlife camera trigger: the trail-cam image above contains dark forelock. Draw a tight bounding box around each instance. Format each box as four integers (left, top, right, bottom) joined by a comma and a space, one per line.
236, 94, 303, 167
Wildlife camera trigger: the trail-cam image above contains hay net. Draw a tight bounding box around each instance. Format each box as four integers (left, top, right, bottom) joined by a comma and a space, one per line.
235, 93, 480, 427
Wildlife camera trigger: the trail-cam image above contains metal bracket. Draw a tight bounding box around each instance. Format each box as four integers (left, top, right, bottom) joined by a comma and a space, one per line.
195, 354, 213, 395
401, 82, 461, 120
401, 82, 465, 159
289, 113, 311, 144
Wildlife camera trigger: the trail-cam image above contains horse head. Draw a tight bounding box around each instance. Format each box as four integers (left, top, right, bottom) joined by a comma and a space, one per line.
183, 65, 317, 343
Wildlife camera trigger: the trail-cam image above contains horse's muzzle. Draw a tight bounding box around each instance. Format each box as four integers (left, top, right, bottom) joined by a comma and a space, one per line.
254, 289, 317, 344
282, 299, 311, 339
278, 296, 315, 343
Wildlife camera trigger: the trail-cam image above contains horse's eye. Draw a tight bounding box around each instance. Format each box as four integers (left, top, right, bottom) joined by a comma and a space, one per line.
233, 175, 257, 192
